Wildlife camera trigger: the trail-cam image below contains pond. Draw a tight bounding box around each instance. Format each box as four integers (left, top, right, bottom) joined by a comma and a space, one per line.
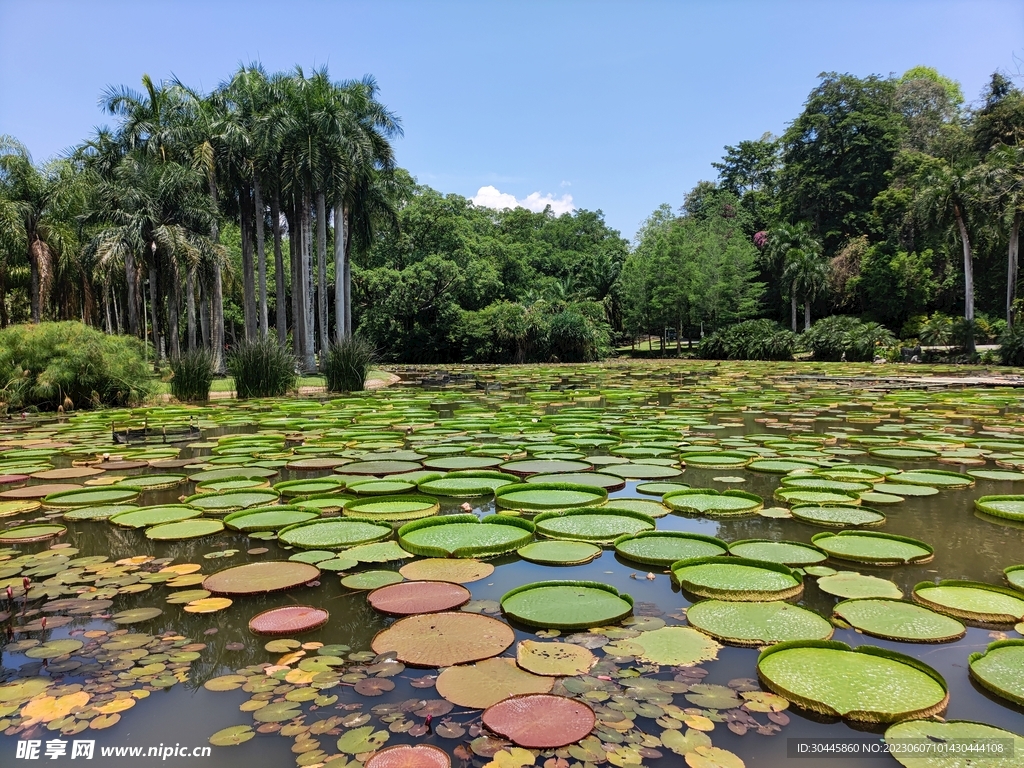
2, 360, 1024, 768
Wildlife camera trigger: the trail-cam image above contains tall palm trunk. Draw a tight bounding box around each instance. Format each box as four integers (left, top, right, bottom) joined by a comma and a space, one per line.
1008, 210, 1021, 328
198, 281, 210, 349
803, 300, 811, 332
208, 177, 226, 374
240, 184, 257, 341
289, 201, 304, 360
28, 238, 41, 324
333, 199, 346, 343
271, 193, 287, 346
186, 268, 197, 351
790, 287, 797, 333
148, 260, 162, 364
253, 173, 269, 338
343, 204, 352, 338
300, 188, 316, 371
167, 258, 182, 360
315, 190, 329, 360
954, 203, 975, 354
125, 248, 140, 337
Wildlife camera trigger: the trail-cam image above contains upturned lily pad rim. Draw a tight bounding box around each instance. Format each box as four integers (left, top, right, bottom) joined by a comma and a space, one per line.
612, 530, 728, 566
0, 522, 67, 542
756, 639, 949, 723
397, 513, 535, 558
912, 579, 1024, 624
832, 598, 966, 643
533, 506, 656, 543
686, 599, 835, 647
1005, 564, 1024, 592
811, 530, 934, 565
494, 482, 609, 511
500, 579, 634, 629
968, 639, 1024, 706
670, 555, 804, 601
277, 517, 394, 550
974, 495, 1024, 521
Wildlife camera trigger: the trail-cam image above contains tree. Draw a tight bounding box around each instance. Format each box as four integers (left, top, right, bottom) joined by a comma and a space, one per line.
781, 243, 828, 331
712, 133, 780, 231
765, 222, 820, 331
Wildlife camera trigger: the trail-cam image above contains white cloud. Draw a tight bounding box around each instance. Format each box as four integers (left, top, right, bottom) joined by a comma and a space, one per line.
471, 185, 575, 215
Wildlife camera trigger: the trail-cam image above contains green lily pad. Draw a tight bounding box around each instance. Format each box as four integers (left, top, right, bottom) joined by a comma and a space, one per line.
347, 479, 416, 495
913, 580, 1024, 624
524, 472, 626, 490
42, 487, 141, 508
340, 460, 422, 475
833, 599, 965, 642
203, 561, 320, 595
533, 507, 655, 544
889, 470, 974, 488
278, 519, 393, 550
126, 474, 186, 490
872, 483, 938, 497
501, 580, 633, 629
110, 505, 202, 529
636, 482, 689, 496
0, 523, 66, 543
517, 540, 602, 565
500, 459, 593, 476
496, 483, 608, 512
613, 531, 727, 567
398, 514, 534, 558
63, 503, 137, 521
663, 488, 763, 517
671, 556, 803, 601
791, 504, 886, 528
748, 459, 820, 474
816, 571, 904, 599
969, 640, 1024, 706
417, 477, 504, 497
603, 497, 671, 518
273, 477, 348, 497
774, 488, 861, 505
336, 725, 389, 754
1005, 565, 1024, 592
884, 720, 1024, 768
209, 725, 255, 747
598, 463, 681, 479
975, 495, 1024, 521
111, 607, 164, 624
223, 506, 319, 532
727, 539, 827, 566
757, 640, 948, 723
811, 530, 933, 565
185, 489, 280, 514
340, 570, 403, 590
686, 600, 834, 646
632, 625, 722, 665
343, 541, 412, 563
146, 519, 225, 540
780, 477, 873, 494
969, 469, 1024, 482
342, 495, 439, 522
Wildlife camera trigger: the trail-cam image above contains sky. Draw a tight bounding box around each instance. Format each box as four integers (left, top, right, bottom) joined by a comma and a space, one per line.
1, 0, 1022, 239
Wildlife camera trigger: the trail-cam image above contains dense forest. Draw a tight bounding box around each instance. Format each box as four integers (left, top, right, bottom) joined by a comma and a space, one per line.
1, 64, 1022, 367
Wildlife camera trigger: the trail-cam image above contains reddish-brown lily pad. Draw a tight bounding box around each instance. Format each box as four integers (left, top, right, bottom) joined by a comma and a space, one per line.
248, 606, 330, 635
1, 483, 81, 500
365, 744, 451, 768
482, 694, 595, 748
368, 581, 471, 616
203, 561, 320, 596
371, 612, 514, 667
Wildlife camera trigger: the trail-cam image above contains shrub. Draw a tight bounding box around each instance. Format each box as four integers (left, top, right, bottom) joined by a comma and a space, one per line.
169, 348, 215, 402
917, 313, 954, 346
803, 316, 895, 362
999, 324, 1024, 366
0, 322, 151, 410
324, 336, 376, 392
698, 320, 796, 361
227, 337, 296, 399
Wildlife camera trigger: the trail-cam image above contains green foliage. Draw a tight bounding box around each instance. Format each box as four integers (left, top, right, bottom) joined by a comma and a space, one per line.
803, 316, 896, 362
999, 324, 1024, 366
917, 312, 954, 346
227, 337, 296, 398
169, 348, 215, 402
0, 322, 151, 410
323, 336, 376, 392
698, 319, 796, 361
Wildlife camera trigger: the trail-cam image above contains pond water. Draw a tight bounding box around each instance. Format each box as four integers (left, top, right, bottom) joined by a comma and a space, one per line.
2, 361, 1024, 768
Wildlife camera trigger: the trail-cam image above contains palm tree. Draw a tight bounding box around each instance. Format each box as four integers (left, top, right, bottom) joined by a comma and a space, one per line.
781, 245, 828, 331
915, 156, 981, 353
766, 222, 821, 331
0, 136, 80, 323
985, 145, 1024, 326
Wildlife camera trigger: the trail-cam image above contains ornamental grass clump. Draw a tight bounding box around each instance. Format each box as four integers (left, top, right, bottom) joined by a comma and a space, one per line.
169, 348, 215, 402
323, 336, 376, 392
227, 337, 296, 399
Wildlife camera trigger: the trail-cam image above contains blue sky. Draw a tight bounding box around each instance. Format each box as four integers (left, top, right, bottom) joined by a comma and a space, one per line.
1, 0, 1021, 238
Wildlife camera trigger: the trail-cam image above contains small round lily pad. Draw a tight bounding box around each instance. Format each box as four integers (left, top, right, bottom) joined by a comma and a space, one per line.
517, 540, 602, 565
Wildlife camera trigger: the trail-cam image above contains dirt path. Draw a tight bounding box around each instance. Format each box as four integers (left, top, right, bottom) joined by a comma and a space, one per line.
165, 371, 402, 401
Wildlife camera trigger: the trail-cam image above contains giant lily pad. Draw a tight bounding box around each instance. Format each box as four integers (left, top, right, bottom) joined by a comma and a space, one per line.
833, 599, 965, 642
686, 600, 833, 646
203, 561, 320, 595
499, 459, 592, 477
185, 489, 280, 514
816, 572, 903, 599
482, 694, 596, 749
969, 639, 1024, 706
42, 486, 140, 508
516, 639, 596, 676
371, 611, 514, 667
0, 523, 66, 543
223, 506, 319, 531
340, 460, 422, 475
890, 470, 974, 488
278, 518, 392, 550
884, 720, 1024, 768
672, 556, 803, 601
365, 745, 450, 768
913, 580, 1024, 624
517, 540, 601, 565
757, 640, 948, 723
398, 514, 534, 558
146, 519, 224, 540
631, 625, 722, 665
110, 505, 202, 529
533, 507, 655, 543
727, 539, 827, 566
398, 558, 494, 583
501, 581, 633, 629
436, 657, 553, 708
367, 580, 471, 615
663, 488, 763, 517
790, 504, 885, 528
614, 531, 727, 567
975, 495, 1024, 521
496, 483, 608, 512
248, 606, 329, 635
343, 495, 439, 522
811, 531, 933, 565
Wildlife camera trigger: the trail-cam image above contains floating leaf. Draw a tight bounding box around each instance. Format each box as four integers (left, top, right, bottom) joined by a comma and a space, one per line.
883, 720, 1024, 768
482, 694, 595, 748
816, 571, 904, 599
501, 581, 633, 629
437, 657, 553, 708
341, 570, 403, 590
336, 725, 390, 753
686, 600, 833, 646
209, 725, 255, 747
833, 599, 965, 642
110, 607, 163, 624
249, 606, 330, 635
399, 514, 534, 558
632, 626, 721, 665
671, 557, 803, 601
371, 612, 514, 667
368, 580, 470, 615
968, 639, 1024, 706
516, 640, 596, 676
364, 744, 451, 768
516, 540, 601, 565
203, 561, 320, 595
398, 558, 494, 583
